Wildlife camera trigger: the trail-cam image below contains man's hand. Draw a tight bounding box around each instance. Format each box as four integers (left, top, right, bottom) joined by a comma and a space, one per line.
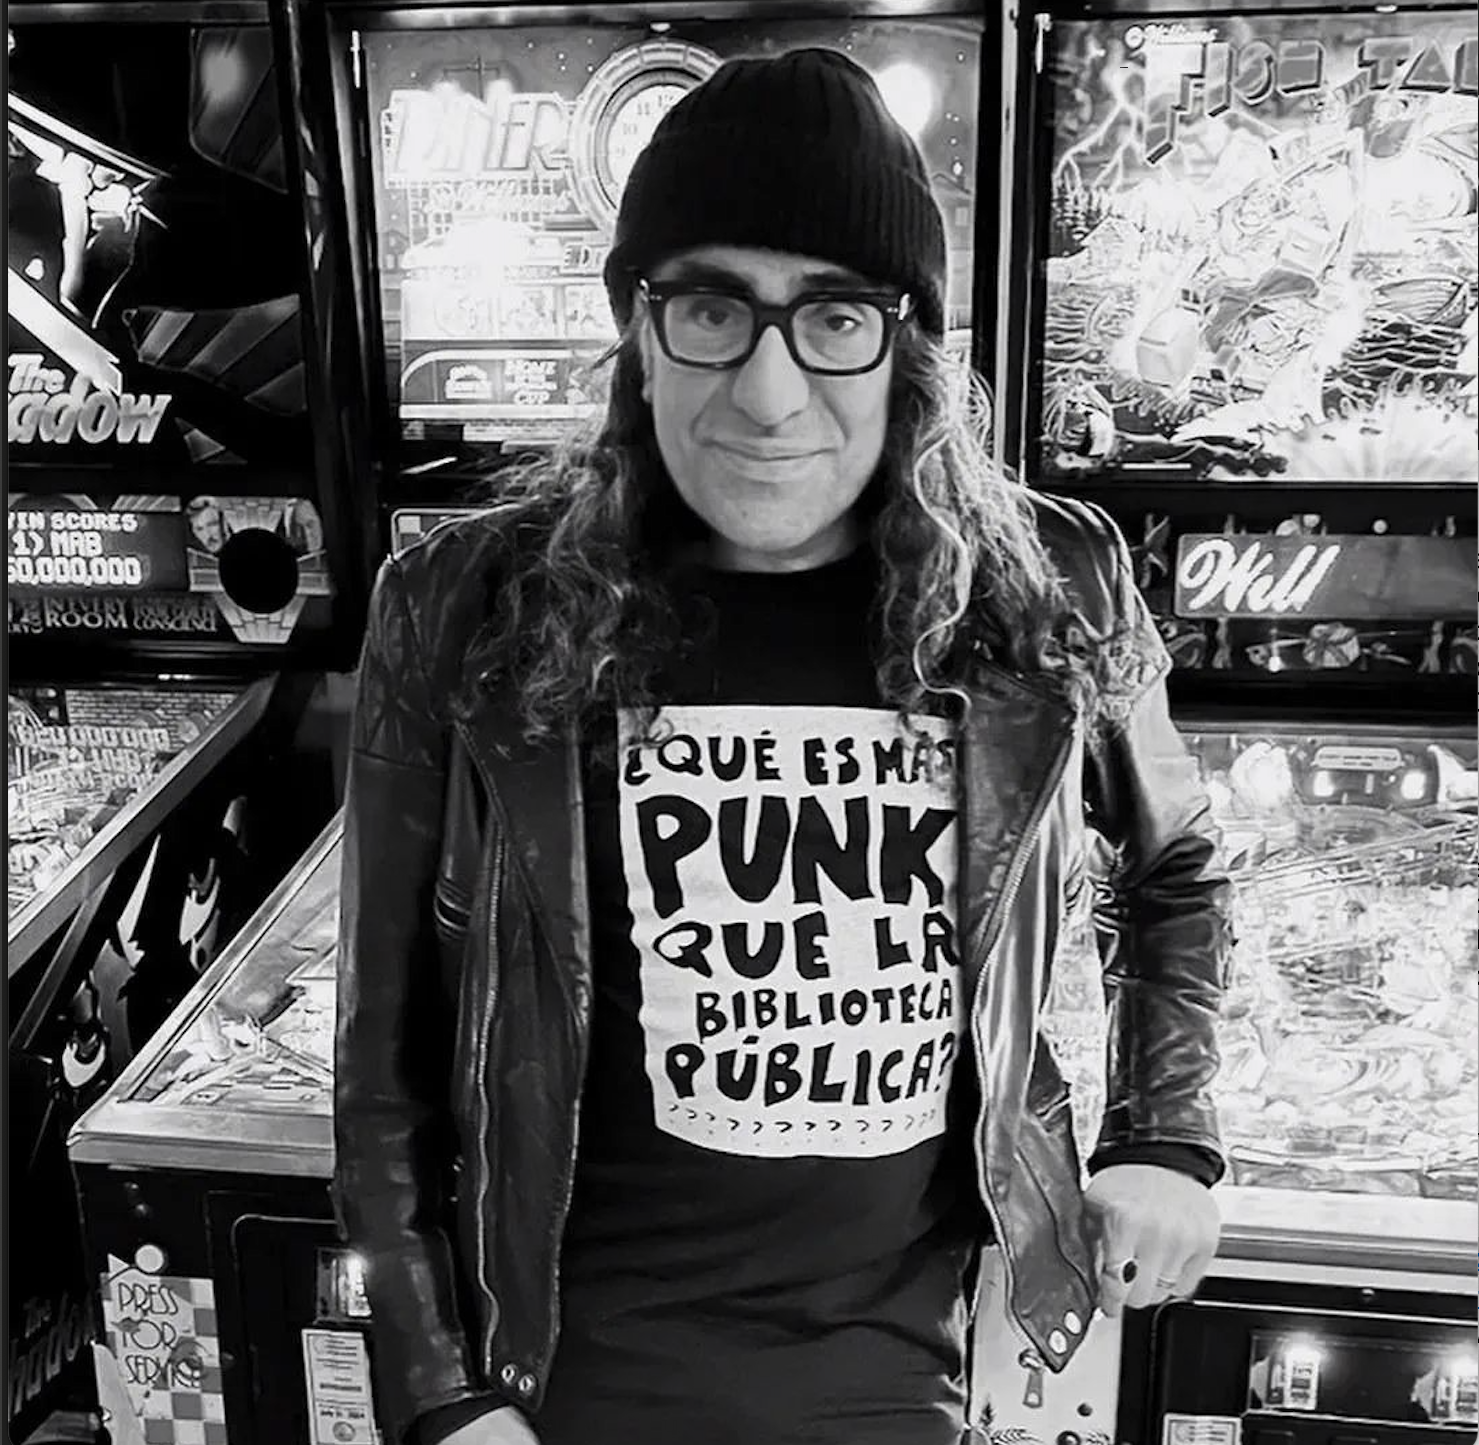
436, 1407, 541, 1445
1083, 1164, 1220, 1316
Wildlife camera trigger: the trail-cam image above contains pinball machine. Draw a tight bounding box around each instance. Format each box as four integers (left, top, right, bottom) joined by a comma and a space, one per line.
7, 4, 375, 1440
968, 0, 1479, 1441
64, 4, 1010, 1443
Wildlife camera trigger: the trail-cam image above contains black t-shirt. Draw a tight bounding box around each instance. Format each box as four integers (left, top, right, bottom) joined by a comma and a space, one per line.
539, 548, 980, 1445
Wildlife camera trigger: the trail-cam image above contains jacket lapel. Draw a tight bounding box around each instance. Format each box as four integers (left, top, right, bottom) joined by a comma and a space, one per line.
959, 665, 1076, 992
452, 696, 589, 989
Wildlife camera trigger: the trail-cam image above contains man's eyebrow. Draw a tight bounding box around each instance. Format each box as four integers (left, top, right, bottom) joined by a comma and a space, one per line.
654, 259, 875, 290
796, 265, 873, 288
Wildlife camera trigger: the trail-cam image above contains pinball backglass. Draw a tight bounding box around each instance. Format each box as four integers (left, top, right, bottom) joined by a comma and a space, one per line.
7, 22, 338, 653
1033, 7, 1478, 484
360, 16, 982, 464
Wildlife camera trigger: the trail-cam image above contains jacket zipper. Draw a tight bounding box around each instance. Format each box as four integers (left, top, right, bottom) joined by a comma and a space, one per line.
449, 724, 512, 1376
455, 725, 588, 1387
543, 738, 591, 1376
476, 828, 504, 1376
967, 715, 1073, 1338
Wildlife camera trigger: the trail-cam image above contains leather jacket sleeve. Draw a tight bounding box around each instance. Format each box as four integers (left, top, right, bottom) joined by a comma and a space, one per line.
334, 556, 486, 1442
1076, 503, 1234, 1180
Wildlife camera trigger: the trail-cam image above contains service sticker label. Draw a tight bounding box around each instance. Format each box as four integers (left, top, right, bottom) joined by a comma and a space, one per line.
1163, 1416, 1240, 1445
301, 1328, 379, 1445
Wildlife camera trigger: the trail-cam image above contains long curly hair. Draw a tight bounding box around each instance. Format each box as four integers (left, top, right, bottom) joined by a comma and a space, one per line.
456, 317, 1141, 743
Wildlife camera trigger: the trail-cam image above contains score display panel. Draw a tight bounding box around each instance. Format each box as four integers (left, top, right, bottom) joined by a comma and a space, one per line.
9, 503, 186, 595
1031, 7, 1478, 485
7, 495, 332, 647
361, 17, 982, 458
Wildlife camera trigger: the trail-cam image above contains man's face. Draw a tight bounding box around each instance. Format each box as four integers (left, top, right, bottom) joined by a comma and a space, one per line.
188, 505, 225, 553
638, 245, 895, 572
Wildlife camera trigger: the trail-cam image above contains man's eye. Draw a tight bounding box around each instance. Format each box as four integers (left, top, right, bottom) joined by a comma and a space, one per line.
676, 296, 746, 329
800, 300, 873, 333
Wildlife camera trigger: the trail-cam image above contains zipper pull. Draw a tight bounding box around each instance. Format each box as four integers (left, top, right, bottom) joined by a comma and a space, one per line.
1018, 1345, 1046, 1408
1034, 14, 1052, 74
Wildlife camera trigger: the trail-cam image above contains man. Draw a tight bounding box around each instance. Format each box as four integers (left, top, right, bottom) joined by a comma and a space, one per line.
336, 48, 1231, 1445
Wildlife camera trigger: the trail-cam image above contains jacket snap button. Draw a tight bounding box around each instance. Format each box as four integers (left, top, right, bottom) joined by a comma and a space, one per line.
517, 1373, 537, 1397
1047, 1328, 1068, 1354
1064, 1310, 1083, 1334
499, 1363, 519, 1386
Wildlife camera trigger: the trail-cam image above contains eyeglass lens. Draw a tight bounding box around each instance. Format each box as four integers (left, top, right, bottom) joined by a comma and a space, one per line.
661, 293, 888, 372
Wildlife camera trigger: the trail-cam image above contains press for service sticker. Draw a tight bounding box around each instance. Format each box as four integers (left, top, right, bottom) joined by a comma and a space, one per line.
1163, 1417, 1240, 1445
301, 1328, 380, 1445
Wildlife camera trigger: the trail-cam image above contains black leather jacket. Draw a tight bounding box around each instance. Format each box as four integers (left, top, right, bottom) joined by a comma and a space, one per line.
333, 494, 1232, 1444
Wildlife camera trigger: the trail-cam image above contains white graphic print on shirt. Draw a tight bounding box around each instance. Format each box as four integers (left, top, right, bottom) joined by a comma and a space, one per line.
618, 704, 963, 1159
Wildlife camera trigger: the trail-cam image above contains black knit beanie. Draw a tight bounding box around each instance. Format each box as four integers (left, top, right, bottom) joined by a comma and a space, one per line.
603, 47, 948, 338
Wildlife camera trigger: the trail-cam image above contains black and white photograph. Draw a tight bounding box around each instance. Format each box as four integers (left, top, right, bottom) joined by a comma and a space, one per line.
7, 3, 1477, 1444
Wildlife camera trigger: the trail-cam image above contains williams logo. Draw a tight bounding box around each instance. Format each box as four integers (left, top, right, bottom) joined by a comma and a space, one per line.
1177, 536, 1341, 616
1174, 533, 1473, 621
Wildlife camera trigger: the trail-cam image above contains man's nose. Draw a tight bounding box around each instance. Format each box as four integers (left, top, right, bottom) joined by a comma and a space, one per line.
728, 324, 810, 428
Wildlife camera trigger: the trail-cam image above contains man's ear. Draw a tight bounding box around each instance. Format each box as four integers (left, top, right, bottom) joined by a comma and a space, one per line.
634, 315, 655, 404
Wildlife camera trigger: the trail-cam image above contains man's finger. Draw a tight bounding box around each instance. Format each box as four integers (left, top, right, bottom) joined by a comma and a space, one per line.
1086, 1192, 1143, 1317
1095, 1246, 1141, 1317
1125, 1249, 1182, 1310
1128, 1248, 1187, 1310
1170, 1247, 1216, 1300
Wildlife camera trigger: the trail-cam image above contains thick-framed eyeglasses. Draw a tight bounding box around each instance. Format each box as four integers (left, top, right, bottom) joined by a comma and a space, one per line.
638, 278, 913, 376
